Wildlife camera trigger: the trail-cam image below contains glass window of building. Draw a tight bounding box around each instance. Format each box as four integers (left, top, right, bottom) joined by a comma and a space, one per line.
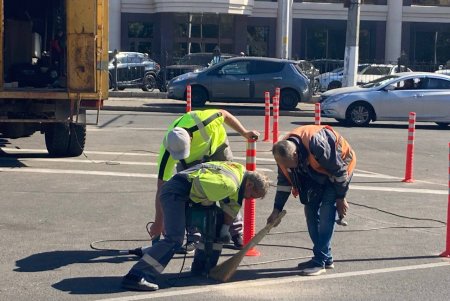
173, 13, 234, 61
411, 0, 450, 6
127, 22, 153, 56
247, 26, 270, 57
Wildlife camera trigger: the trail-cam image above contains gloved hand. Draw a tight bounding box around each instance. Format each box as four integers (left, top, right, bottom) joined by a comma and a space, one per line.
218, 224, 231, 243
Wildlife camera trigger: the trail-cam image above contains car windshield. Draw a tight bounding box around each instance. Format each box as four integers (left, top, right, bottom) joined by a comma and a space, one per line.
360, 75, 399, 88
177, 55, 211, 66
361, 66, 392, 75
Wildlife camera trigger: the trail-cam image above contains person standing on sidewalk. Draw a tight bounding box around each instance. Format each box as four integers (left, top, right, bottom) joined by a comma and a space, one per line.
266, 125, 356, 276
149, 109, 259, 252
122, 161, 269, 291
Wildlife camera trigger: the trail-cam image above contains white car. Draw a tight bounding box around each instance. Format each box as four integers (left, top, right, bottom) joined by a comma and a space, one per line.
320, 72, 450, 127
315, 64, 370, 92
356, 64, 412, 84
435, 69, 450, 76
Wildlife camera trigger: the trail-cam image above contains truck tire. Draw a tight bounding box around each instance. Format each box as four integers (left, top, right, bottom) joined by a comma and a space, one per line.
67, 124, 86, 156
45, 123, 70, 157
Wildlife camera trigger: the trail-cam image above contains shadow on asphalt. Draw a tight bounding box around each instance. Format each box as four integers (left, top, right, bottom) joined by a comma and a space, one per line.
14, 250, 136, 272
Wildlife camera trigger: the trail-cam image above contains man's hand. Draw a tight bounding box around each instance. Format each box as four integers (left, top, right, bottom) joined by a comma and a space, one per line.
266, 208, 282, 227
149, 220, 163, 239
336, 198, 349, 219
243, 130, 260, 141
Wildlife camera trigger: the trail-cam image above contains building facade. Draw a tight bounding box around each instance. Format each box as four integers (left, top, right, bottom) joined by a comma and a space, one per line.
109, 0, 450, 68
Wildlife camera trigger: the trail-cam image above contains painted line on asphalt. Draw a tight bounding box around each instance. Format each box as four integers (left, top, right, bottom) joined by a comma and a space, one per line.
0, 157, 157, 166
350, 185, 447, 195
95, 261, 450, 301
0, 147, 157, 157
88, 127, 168, 132
0, 167, 157, 178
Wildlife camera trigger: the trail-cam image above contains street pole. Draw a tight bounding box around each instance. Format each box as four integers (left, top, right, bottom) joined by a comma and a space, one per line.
342, 0, 361, 87
276, 0, 293, 59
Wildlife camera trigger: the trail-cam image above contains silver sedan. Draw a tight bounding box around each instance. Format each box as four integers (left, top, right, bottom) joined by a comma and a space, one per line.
320, 72, 450, 127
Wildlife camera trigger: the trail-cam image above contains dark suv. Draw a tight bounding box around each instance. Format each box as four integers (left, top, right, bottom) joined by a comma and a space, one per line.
159, 52, 235, 91
167, 57, 312, 110
109, 52, 160, 91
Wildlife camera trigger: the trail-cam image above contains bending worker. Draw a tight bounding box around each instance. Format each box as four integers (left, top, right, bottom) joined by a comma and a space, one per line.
150, 109, 260, 251
122, 161, 269, 291
267, 125, 356, 276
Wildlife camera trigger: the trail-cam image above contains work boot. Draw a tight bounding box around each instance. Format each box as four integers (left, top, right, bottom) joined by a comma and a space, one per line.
129, 248, 143, 258
121, 272, 159, 291
297, 259, 334, 270
300, 265, 326, 276
231, 234, 243, 250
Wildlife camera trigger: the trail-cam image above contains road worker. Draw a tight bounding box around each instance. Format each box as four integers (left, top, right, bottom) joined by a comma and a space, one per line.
122, 161, 270, 291
150, 109, 260, 252
267, 125, 356, 276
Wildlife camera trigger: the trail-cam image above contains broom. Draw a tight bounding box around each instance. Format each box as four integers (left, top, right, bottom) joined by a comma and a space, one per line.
209, 210, 287, 282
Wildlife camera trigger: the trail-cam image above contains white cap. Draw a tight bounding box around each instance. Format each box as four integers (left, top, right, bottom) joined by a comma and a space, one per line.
163, 127, 191, 160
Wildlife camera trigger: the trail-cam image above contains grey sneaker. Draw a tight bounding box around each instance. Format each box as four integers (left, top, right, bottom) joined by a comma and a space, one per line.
297, 260, 334, 270
122, 272, 159, 291
300, 265, 326, 276
175, 241, 196, 254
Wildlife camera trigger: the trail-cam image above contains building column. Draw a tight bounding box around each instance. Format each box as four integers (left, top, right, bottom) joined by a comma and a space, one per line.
384, 0, 403, 63
109, 0, 121, 51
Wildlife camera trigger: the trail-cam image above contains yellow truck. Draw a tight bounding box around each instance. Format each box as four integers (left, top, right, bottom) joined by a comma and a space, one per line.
0, 0, 108, 156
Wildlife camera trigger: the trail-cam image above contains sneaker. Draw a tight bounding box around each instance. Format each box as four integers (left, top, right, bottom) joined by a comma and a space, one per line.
175, 241, 196, 254
231, 234, 243, 250
297, 259, 334, 270
121, 272, 159, 291
300, 265, 326, 276
128, 248, 143, 258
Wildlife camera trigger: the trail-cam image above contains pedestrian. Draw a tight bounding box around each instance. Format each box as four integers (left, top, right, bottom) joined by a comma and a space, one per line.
122, 161, 269, 291
266, 125, 356, 276
148, 109, 260, 253
209, 46, 223, 66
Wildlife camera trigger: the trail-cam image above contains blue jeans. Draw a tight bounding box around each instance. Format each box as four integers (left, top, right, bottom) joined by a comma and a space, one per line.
303, 182, 337, 267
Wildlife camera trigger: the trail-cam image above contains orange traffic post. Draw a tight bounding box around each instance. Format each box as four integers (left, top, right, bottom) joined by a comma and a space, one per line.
315, 102, 321, 125
186, 85, 192, 112
272, 96, 279, 144
440, 142, 450, 257
275, 87, 280, 100
263, 91, 271, 142
402, 112, 416, 183
244, 138, 260, 256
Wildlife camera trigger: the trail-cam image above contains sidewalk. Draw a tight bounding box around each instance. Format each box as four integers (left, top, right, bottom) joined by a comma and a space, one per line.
103, 90, 318, 117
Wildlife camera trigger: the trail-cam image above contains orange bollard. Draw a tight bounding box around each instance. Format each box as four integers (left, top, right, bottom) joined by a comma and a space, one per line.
315, 102, 321, 125
263, 92, 271, 142
244, 138, 260, 256
186, 85, 192, 112
275, 87, 280, 100
272, 96, 279, 144
440, 142, 450, 257
402, 112, 416, 183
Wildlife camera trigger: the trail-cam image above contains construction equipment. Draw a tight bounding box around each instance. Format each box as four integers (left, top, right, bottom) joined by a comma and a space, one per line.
0, 0, 109, 157
209, 210, 287, 282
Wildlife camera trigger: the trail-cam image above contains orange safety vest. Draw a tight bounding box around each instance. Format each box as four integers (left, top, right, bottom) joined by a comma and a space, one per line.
279, 125, 356, 196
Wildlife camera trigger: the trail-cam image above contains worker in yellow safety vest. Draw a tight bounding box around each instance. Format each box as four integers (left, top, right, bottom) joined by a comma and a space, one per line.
122, 161, 269, 291
149, 109, 260, 253
267, 125, 356, 276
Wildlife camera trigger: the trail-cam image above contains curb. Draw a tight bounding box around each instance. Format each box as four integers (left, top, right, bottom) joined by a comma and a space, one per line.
108, 91, 167, 99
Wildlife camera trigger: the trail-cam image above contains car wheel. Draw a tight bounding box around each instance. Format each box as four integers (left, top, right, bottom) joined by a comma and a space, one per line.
436, 122, 449, 128
346, 102, 373, 126
279, 89, 299, 110
142, 74, 156, 92
327, 81, 342, 90
190, 86, 207, 107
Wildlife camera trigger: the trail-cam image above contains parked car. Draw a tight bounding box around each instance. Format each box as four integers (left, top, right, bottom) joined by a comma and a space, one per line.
320, 72, 450, 127
109, 51, 160, 91
160, 52, 235, 91
311, 59, 344, 74
315, 64, 370, 92
356, 64, 412, 84
435, 68, 450, 76
167, 57, 312, 110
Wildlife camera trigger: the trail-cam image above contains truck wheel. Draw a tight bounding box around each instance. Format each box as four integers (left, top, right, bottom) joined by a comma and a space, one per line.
67, 124, 86, 156
45, 123, 70, 157
142, 74, 156, 92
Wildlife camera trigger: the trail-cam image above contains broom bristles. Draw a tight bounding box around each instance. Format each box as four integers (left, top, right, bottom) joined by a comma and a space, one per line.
209, 210, 287, 282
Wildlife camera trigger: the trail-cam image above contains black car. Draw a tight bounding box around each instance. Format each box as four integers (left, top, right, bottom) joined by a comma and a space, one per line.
159, 52, 235, 91
109, 52, 160, 91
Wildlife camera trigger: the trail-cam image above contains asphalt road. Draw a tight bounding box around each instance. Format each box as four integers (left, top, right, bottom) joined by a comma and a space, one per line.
0, 108, 449, 301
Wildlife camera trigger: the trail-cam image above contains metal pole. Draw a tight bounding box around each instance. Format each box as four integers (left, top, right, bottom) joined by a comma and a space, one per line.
276, 0, 293, 59
342, 0, 361, 87
113, 49, 118, 91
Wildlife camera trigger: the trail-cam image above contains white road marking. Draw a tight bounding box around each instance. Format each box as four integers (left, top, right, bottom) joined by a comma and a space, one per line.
0, 167, 156, 178
95, 261, 450, 301
88, 127, 167, 132
0, 147, 156, 157
350, 185, 447, 195
0, 157, 156, 166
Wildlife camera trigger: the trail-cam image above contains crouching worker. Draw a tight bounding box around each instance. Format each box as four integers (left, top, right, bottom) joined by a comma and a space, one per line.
122, 161, 269, 291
